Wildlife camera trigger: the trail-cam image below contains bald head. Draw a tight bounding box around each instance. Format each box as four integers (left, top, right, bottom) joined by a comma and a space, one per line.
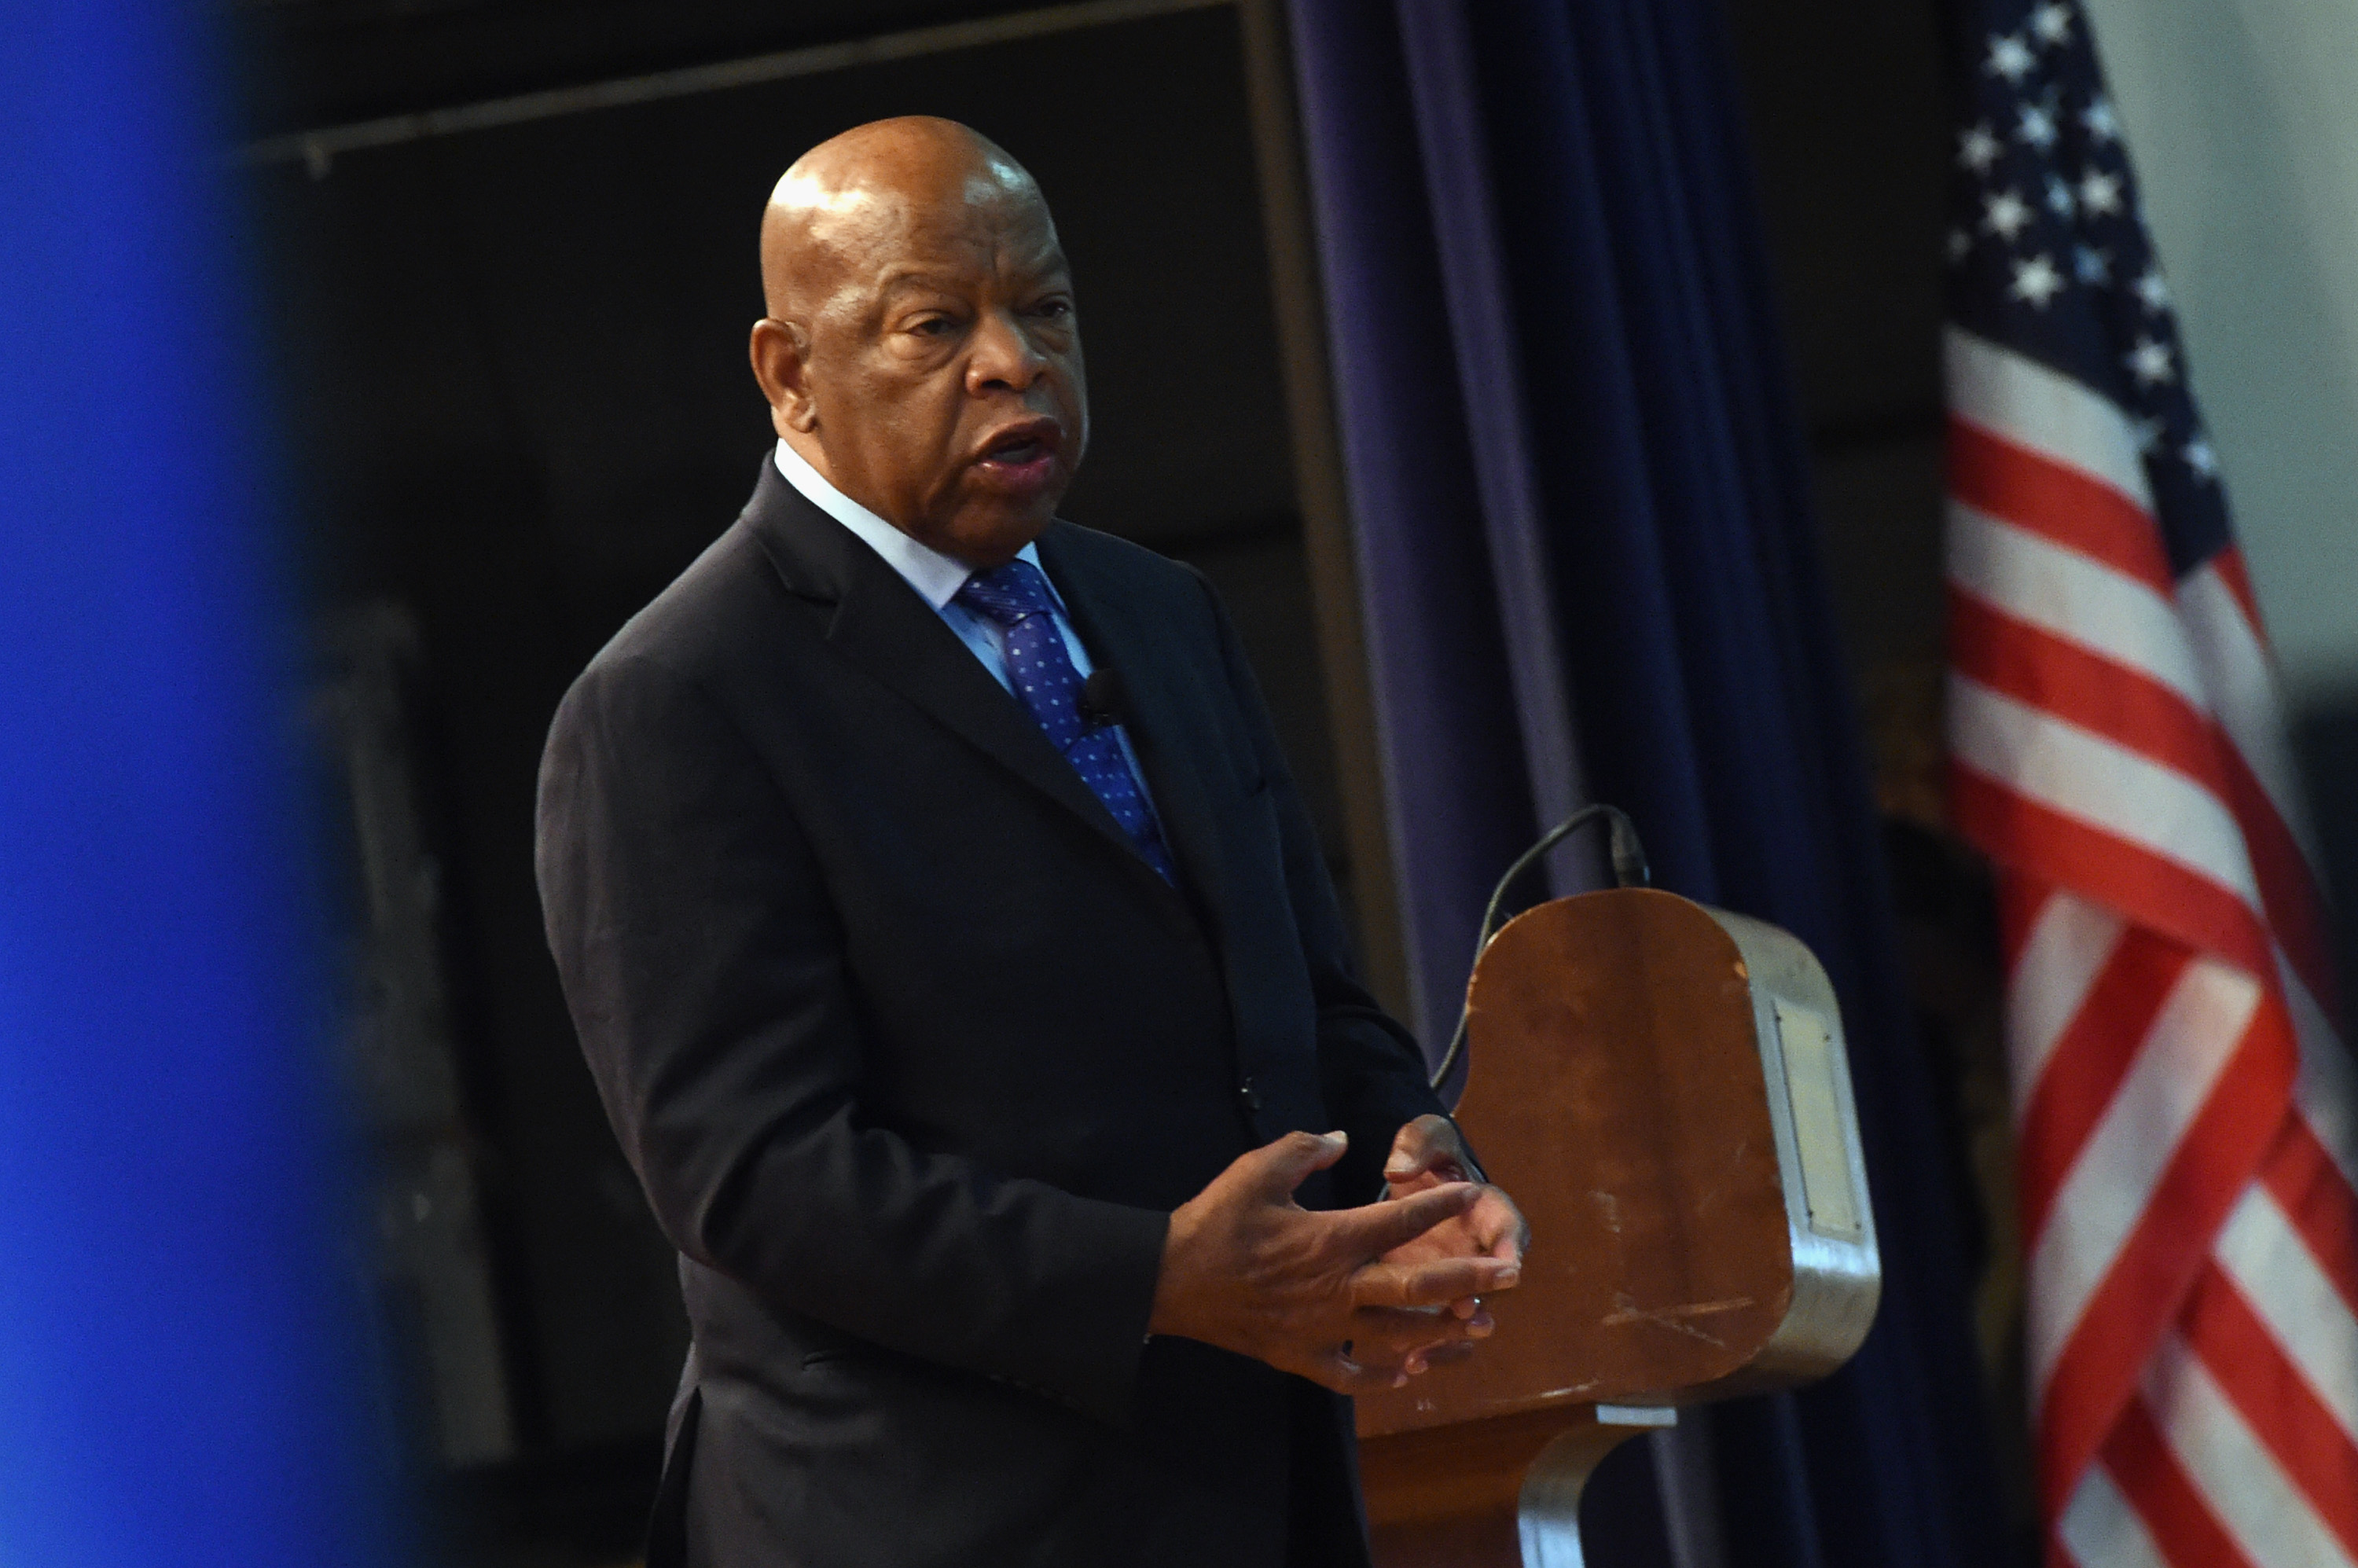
761, 117, 1046, 323
747, 118, 1087, 567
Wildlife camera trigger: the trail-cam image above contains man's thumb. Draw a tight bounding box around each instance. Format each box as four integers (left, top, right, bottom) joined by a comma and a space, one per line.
1248, 1129, 1349, 1197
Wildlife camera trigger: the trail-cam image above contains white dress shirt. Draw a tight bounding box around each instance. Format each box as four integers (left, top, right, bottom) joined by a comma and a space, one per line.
771, 439, 1157, 804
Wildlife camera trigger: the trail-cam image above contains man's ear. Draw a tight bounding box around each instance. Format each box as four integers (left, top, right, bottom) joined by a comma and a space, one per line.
749, 317, 819, 436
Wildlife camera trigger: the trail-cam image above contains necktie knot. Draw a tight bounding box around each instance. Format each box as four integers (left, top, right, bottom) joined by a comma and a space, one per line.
954, 559, 1059, 627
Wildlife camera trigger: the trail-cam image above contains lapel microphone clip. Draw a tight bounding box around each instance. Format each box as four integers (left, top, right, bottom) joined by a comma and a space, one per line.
1078, 667, 1126, 731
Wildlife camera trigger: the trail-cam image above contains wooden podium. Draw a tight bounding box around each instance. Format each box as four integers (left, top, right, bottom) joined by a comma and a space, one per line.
1355, 889, 1882, 1566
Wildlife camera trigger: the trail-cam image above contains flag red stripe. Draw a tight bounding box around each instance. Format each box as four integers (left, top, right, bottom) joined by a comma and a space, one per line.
2261, 1121, 2358, 1319
1953, 764, 2276, 979
2210, 544, 2268, 637
2213, 736, 2345, 1025
2036, 1001, 2298, 1517
2183, 1258, 2358, 1559
2018, 931, 2193, 1246
2100, 1401, 2258, 1568
1952, 588, 2227, 792
2173, 549, 2341, 1024
1950, 417, 2174, 591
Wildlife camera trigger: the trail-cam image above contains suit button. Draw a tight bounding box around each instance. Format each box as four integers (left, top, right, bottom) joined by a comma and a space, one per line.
1239, 1079, 1264, 1112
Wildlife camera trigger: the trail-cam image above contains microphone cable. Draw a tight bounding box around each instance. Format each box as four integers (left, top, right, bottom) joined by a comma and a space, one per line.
1427, 804, 1650, 1092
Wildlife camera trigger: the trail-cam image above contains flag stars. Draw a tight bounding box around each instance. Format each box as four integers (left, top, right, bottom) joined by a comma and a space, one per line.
1988, 31, 2037, 83
2078, 169, 2125, 217
2083, 96, 2121, 142
2011, 254, 2066, 307
2018, 101, 2060, 150
1959, 122, 2004, 174
2135, 267, 2170, 311
2125, 336, 2176, 386
2031, 2, 2073, 46
2046, 174, 2077, 218
2073, 244, 2111, 284
1948, 228, 1974, 263
1984, 188, 2034, 240
2183, 437, 2219, 479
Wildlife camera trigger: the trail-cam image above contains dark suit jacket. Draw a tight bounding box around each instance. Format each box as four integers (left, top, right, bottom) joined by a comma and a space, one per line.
535, 462, 1445, 1566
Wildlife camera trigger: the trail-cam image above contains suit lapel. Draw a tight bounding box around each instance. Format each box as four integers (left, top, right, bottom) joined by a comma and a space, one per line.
741, 465, 1142, 866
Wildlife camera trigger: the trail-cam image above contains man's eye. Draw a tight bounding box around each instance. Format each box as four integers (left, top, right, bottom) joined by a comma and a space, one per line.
909, 317, 955, 337
1032, 299, 1073, 321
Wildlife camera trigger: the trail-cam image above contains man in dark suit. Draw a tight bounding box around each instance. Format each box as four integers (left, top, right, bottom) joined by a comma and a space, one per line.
536, 117, 1526, 1566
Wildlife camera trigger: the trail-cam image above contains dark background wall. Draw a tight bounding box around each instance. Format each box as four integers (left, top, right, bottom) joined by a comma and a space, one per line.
235, 0, 2064, 1560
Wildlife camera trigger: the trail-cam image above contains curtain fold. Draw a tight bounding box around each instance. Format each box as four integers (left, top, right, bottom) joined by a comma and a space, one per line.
1285, 2, 2011, 1563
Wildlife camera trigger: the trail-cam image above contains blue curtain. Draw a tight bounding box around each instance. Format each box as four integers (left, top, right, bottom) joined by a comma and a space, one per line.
0, 6, 382, 1565
1286, 3, 2011, 1565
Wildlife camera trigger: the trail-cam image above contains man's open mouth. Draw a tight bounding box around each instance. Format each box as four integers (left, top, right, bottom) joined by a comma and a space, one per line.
976, 421, 1060, 470
971, 422, 1063, 494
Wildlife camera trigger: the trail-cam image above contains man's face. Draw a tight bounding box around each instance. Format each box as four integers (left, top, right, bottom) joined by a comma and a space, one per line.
773, 174, 1088, 566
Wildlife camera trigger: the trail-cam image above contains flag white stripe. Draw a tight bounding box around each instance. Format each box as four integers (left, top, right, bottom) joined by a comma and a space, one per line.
1945, 327, 2154, 509
2150, 1334, 2358, 1568
2008, 890, 2128, 1118
2177, 561, 2330, 880
1951, 676, 2264, 914
2028, 956, 2263, 1391
2213, 1187, 2358, 1446
2058, 1461, 2172, 1568
1950, 504, 2208, 709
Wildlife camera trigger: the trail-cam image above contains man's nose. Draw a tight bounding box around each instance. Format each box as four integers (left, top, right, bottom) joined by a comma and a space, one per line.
964, 307, 1048, 394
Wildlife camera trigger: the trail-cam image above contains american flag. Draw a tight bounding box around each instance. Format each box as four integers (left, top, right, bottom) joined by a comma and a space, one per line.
1941, 2, 2358, 1563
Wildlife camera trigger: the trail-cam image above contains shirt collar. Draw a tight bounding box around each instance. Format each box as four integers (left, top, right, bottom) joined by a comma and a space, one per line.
772, 438, 1046, 611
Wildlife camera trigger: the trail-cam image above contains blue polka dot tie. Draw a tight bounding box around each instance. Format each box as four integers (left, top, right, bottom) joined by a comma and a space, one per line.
955, 560, 1177, 885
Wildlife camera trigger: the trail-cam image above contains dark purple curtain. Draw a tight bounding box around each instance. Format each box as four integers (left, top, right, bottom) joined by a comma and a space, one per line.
1286, 2, 2011, 1565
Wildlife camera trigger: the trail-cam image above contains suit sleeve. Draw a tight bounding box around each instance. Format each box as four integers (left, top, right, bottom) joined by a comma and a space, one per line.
1191, 573, 1450, 1201
535, 652, 1168, 1427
